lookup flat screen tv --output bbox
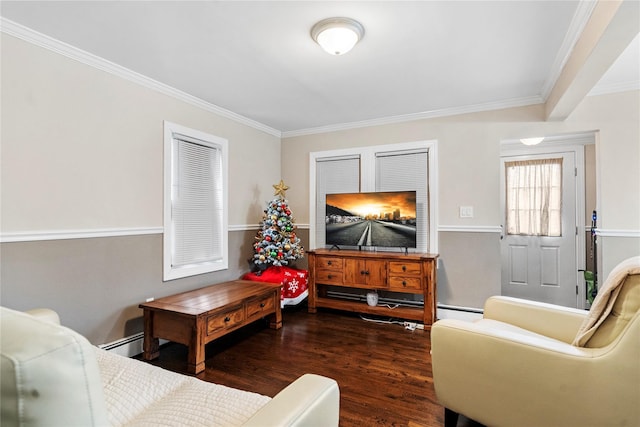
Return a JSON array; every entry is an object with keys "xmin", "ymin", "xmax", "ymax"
[{"xmin": 325, "ymin": 190, "xmax": 417, "ymax": 249}]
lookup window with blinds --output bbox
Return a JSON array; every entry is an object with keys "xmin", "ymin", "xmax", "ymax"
[
  {"xmin": 311, "ymin": 141, "xmax": 435, "ymax": 253},
  {"xmin": 376, "ymin": 149, "xmax": 429, "ymax": 251},
  {"xmin": 163, "ymin": 121, "xmax": 228, "ymax": 281},
  {"xmin": 314, "ymin": 156, "xmax": 361, "ymax": 247}
]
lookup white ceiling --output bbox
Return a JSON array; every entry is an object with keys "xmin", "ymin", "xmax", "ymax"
[{"xmin": 1, "ymin": 1, "xmax": 638, "ymax": 136}]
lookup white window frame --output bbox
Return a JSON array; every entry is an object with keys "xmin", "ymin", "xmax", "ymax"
[
  {"xmin": 309, "ymin": 140, "xmax": 438, "ymax": 253},
  {"xmin": 163, "ymin": 121, "xmax": 229, "ymax": 281}
]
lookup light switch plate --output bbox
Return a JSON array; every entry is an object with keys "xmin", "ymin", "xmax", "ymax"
[{"xmin": 459, "ymin": 206, "xmax": 474, "ymax": 218}]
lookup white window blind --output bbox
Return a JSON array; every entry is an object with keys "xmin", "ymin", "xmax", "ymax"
[
  {"xmin": 164, "ymin": 121, "xmax": 228, "ymax": 281},
  {"xmin": 505, "ymin": 158, "xmax": 562, "ymax": 237},
  {"xmin": 171, "ymin": 138, "xmax": 223, "ymax": 266},
  {"xmin": 314, "ymin": 156, "xmax": 360, "ymax": 247},
  {"xmin": 376, "ymin": 149, "xmax": 429, "ymax": 252}
]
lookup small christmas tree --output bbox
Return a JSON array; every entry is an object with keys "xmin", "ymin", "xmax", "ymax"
[{"xmin": 251, "ymin": 180, "xmax": 304, "ymax": 272}]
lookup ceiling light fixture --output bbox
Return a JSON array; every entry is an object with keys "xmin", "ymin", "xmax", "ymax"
[
  {"xmin": 520, "ymin": 137, "xmax": 545, "ymax": 146},
  {"xmin": 311, "ymin": 17, "xmax": 364, "ymax": 56}
]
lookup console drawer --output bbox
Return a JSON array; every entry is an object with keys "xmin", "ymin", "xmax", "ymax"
[
  {"xmin": 316, "ymin": 269, "xmax": 343, "ymax": 285},
  {"xmin": 207, "ymin": 305, "xmax": 245, "ymax": 335},
  {"xmin": 316, "ymin": 256, "xmax": 343, "ymax": 271},
  {"xmin": 246, "ymin": 294, "xmax": 276, "ymax": 319},
  {"xmin": 388, "ymin": 276, "xmax": 422, "ymax": 291},
  {"xmin": 389, "ymin": 261, "xmax": 421, "ymax": 276}
]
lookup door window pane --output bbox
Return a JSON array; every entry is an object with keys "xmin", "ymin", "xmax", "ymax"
[{"xmin": 505, "ymin": 158, "xmax": 562, "ymax": 237}]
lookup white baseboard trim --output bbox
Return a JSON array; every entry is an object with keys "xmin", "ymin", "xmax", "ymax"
[{"xmin": 436, "ymin": 304, "xmax": 483, "ymax": 321}]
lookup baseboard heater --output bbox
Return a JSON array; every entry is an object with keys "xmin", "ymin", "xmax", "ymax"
[
  {"xmin": 436, "ymin": 304, "xmax": 483, "ymax": 321},
  {"xmin": 99, "ymin": 333, "xmax": 168, "ymax": 358},
  {"xmin": 437, "ymin": 303, "xmax": 483, "ymax": 314}
]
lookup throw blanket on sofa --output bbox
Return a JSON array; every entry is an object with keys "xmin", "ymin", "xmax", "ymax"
[
  {"xmin": 96, "ymin": 348, "xmax": 270, "ymax": 426},
  {"xmin": 572, "ymin": 256, "xmax": 640, "ymax": 347}
]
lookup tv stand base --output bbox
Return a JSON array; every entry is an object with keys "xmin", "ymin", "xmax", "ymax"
[{"xmin": 307, "ymin": 249, "xmax": 438, "ymax": 327}]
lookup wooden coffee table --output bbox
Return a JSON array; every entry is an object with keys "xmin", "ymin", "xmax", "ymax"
[{"xmin": 139, "ymin": 280, "xmax": 282, "ymax": 374}]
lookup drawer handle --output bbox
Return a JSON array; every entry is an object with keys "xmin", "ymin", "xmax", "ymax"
[
  {"xmin": 260, "ymin": 303, "xmax": 265, "ymax": 308},
  {"xmin": 224, "ymin": 316, "xmax": 231, "ymax": 322},
  {"xmin": 327, "ymin": 261, "xmax": 332, "ymax": 265},
  {"xmin": 402, "ymin": 265, "xmax": 407, "ymax": 272},
  {"xmin": 361, "ymin": 270, "xmax": 369, "ymax": 275},
  {"xmin": 402, "ymin": 280, "xmax": 407, "ymax": 286},
  {"xmin": 327, "ymin": 274, "xmax": 333, "ymax": 279}
]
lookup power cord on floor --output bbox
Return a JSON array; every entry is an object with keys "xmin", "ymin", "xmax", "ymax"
[{"xmin": 359, "ymin": 314, "xmax": 405, "ymax": 326}]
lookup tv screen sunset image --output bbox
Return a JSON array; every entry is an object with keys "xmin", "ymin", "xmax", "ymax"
[{"xmin": 325, "ymin": 191, "xmax": 417, "ymax": 248}]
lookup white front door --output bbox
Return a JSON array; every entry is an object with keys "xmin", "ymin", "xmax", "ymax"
[{"xmin": 500, "ymin": 152, "xmax": 578, "ymax": 307}]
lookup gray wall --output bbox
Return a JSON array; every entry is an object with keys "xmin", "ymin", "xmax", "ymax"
[
  {"xmin": 1, "ymin": 231, "xmax": 244, "ymax": 343},
  {"xmin": 437, "ymin": 231, "xmax": 501, "ymax": 308},
  {"xmin": 0, "ymin": 229, "xmax": 311, "ymax": 344}
]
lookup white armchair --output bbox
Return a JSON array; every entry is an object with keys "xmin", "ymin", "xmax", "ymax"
[{"xmin": 431, "ymin": 256, "xmax": 640, "ymax": 427}]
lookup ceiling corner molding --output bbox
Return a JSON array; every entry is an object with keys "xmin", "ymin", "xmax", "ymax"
[
  {"xmin": 539, "ymin": 0, "xmax": 598, "ymax": 101},
  {"xmin": 0, "ymin": 17, "xmax": 282, "ymax": 138},
  {"xmin": 282, "ymin": 96, "xmax": 543, "ymax": 138}
]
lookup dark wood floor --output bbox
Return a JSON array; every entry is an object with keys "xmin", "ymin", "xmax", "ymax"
[{"xmin": 143, "ymin": 304, "xmax": 483, "ymax": 427}]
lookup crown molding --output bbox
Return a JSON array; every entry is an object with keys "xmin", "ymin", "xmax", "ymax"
[
  {"xmin": 282, "ymin": 96, "xmax": 543, "ymax": 138},
  {"xmin": 4, "ymin": 14, "xmax": 635, "ymax": 143},
  {"xmin": 0, "ymin": 18, "xmax": 282, "ymax": 138}
]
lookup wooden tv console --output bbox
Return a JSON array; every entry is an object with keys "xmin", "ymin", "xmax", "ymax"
[{"xmin": 307, "ymin": 249, "xmax": 438, "ymax": 328}]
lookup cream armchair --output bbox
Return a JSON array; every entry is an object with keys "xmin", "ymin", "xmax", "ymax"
[{"xmin": 431, "ymin": 256, "xmax": 640, "ymax": 427}]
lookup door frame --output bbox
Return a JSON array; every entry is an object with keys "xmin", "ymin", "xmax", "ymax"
[{"xmin": 500, "ymin": 132, "xmax": 594, "ymax": 309}]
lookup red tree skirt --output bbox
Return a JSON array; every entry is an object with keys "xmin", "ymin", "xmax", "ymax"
[{"xmin": 242, "ymin": 266, "xmax": 308, "ymax": 307}]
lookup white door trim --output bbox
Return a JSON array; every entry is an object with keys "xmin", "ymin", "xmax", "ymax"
[{"xmin": 500, "ymin": 134, "xmax": 593, "ymax": 309}]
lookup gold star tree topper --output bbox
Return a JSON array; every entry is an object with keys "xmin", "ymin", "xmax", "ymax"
[{"xmin": 273, "ymin": 180, "xmax": 289, "ymax": 199}]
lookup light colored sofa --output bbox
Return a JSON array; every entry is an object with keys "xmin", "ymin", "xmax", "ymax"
[
  {"xmin": 431, "ymin": 256, "xmax": 640, "ymax": 427},
  {"xmin": 0, "ymin": 306, "xmax": 340, "ymax": 427}
]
